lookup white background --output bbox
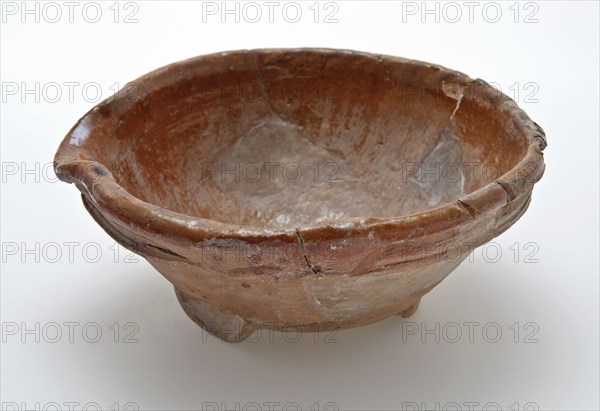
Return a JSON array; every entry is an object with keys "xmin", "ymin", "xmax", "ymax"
[{"xmin": 1, "ymin": 1, "xmax": 598, "ymax": 410}]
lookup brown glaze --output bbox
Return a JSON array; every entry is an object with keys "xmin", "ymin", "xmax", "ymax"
[{"xmin": 54, "ymin": 49, "xmax": 546, "ymax": 342}]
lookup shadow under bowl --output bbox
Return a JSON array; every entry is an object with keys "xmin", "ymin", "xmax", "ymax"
[{"xmin": 54, "ymin": 49, "xmax": 546, "ymax": 342}]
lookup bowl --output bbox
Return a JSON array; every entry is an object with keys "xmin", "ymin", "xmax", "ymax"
[{"xmin": 54, "ymin": 49, "xmax": 546, "ymax": 342}]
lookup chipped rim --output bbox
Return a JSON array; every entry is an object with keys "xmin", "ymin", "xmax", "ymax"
[{"xmin": 54, "ymin": 48, "xmax": 547, "ymax": 245}]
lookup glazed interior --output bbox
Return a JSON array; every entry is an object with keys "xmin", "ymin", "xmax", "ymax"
[{"xmin": 72, "ymin": 50, "xmax": 529, "ymax": 228}]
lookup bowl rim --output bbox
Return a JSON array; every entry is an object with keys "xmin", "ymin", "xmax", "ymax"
[{"xmin": 54, "ymin": 48, "xmax": 546, "ymax": 244}]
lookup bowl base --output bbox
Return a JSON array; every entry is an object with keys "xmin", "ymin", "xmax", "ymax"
[{"xmin": 174, "ymin": 287, "xmax": 423, "ymax": 343}]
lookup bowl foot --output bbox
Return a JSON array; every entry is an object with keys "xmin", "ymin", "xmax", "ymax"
[
  {"xmin": 398, "ymin": 298, "xmax": 421, "ymax": 318},
  {"xmin": 174, "ymin": 287, "xmax": 256, "ymax": 343}
]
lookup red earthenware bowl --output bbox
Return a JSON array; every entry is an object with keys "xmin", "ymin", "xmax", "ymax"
[{"xmin": 54, "ymin": 49, "xmax": 546, "ymax": 342}]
